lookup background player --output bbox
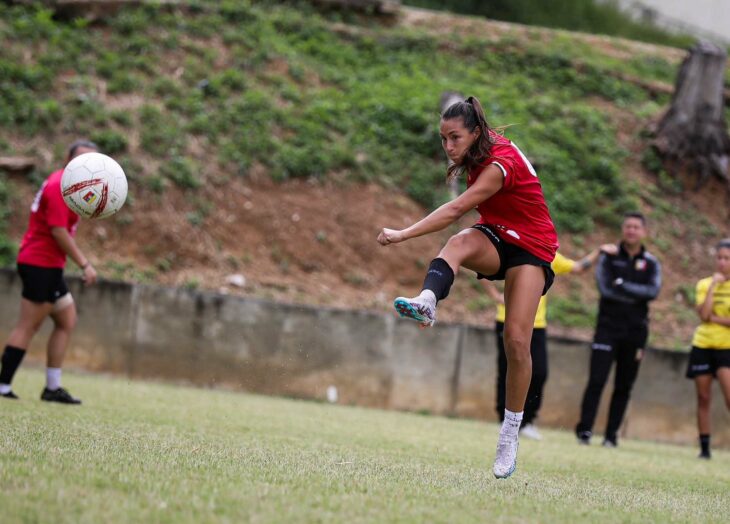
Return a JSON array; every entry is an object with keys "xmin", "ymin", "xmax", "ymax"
[
  {"xmin": 686, "ymin": 238, "xmax": 730, "ymax": 459},
  {"xmin": 0, "ymin": 140, "xmax": 99, "ymax": 404}
]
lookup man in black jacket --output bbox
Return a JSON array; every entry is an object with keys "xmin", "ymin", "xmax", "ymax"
[{"xmin": 576, "ymin": 212, "xmax": 662, "ymax": 447}]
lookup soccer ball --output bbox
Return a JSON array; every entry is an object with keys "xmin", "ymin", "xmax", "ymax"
[{"xmin": 61, "ymin": 152, "xmax": 128, "ymax": 219}]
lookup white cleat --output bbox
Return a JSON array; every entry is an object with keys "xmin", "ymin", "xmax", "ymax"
[
  {"xmin": 393, "ymin": 295, "xmax": 436, "ymax": 327},
  {"xmin": 519, "ymin": 423, "xmax": 543, "ymax": 441},
  {"xmin": 493, "ymin": 435, "xmax": 519, "ymax": 479}
]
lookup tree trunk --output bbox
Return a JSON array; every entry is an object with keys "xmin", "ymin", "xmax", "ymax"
[{"xmin": 652, "ymin": 41, "xmax": 730, "ymax": 191}]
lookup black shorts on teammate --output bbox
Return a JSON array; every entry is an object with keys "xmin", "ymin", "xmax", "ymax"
[
  {"xmin": 17, "ymin": 263, "xmax": 69, "ymax": 304},
  {"xmin": 686, "ymin": 346, "xmax": 730, "ymax": 378}
]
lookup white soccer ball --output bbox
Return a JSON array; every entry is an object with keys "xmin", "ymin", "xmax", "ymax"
[{"xmin": 61, "ymin": 152, "xmax": 128, "ymax": 219}]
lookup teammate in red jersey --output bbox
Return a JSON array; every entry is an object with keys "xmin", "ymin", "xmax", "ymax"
[
  {"xmin": 377, "ymin": 96, "xmax": 558, "ymax": 479},
  {"xmin": 0, "ymin": 140, "xmax": 99, "ymax": 404}
]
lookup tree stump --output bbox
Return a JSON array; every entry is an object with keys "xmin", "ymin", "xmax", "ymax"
[{"xmin": 652, "ymin": 41, "xmax": 730, "ymax": 191}]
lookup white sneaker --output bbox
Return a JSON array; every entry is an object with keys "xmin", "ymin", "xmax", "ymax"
[
  {"xmin": 493, "ymin": 434, "xmax": 519, "ymax": 479},
  {"xmin": 519, "ymin": 423, "xmax": 543, "ymax": 441},
  {"xmin": 394, "ymin": 295, "xmax": 436, "ymax": 327}
]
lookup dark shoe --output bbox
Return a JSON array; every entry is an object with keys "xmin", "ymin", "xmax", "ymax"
[
  {"xmin": 576, "ymin": 430, "xmax": 592, "ymax": 445},
  {"xmin": 602, "ymin": 439, "xmax": 617, "ymax": 448},
  {"xmin": 698, "ymin": 451, "xmax": 711, "ymax": 460},
  {"xmin": 40, "ymin": 387, "xmax": 81, "ymax": 405},
  {"xmin": 1, "ymin": 390, "xmax": 19, "ymax": 400}
]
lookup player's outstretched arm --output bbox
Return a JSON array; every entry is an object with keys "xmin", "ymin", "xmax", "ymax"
[
  {"xmin": 377, "ymin": 164, "xmax": 503, "ymax": 246},
  {"xmin": 571, "ymin": 243, "xmax": 618, "ymax": 273}
]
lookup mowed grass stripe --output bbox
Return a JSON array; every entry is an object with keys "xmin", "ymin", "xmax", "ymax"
[{"xmin": 1, "ymin": 369, "xmax": 728, "ymax": 523}]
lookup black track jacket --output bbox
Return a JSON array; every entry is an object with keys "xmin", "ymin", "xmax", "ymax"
[{"xmin": 594, "ymin": 243, "xmax": 662, "ymax": 333}]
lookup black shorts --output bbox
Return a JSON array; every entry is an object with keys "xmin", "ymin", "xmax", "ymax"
[
  {"xmin": 686, "ymin": 346, "xmax": 730, "ymax": 378},
  {"xmin": 471, "ymin": 224, "xmax": 555, "ymax": 296},
  {"xmin": 17, "ymin": 263, "xmax": 69, "ymax": 304}
]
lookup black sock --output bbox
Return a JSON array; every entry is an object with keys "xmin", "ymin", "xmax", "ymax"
[
  {"xmin": 0, "ymin": 345, "xmax": 26, "ymax": 386},
  {"xmin": 422, "ymin": 258, "xmax": 455, "ymax": 301},
  {"xmin": 700, "ymin": 434, "xmax": 710, "ymax": 456}
]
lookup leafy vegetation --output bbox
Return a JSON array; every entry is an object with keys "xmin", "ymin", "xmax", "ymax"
[
  {"xmin": 404, "ymin": 0, "xmax": 695, "ymax": 48},
  {"xmin": 0, "ymin": 0, "xmax": 667, "ymax": 255}
]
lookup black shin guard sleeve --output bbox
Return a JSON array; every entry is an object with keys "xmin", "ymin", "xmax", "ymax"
[
  {"xmin": 0, "ymin": 345, "xmax": 26, "ymax": 385},
  {"xmin": 422, "ymin": 258, "xmax": 455, "ymax": 301}
]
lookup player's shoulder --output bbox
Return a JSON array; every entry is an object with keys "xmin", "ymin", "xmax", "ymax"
[
  {"xmin": 487, "ymin": 133, "xmax": 513, "ymax": 155},
  {"xmin": 642, "ymin": 249, "xmax": 660, "ymax": 266},
  {"xmin": 45, "ymin": 169, "xmax": 64, "ymax": 188},
  {"xmin": 696, "ymin": 276, "xmax": 713, "ymax": 289}
]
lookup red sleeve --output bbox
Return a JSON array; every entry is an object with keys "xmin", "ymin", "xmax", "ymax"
[
  {"xmin": 487, "ymin": 145, "xmax": 519, "ymax": 191},
  {"xmin": 44, "ymin": 179, "xmax": 71, "ymax": 228}
]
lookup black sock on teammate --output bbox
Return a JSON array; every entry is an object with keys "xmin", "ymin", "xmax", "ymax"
[{"xmin": 0, "ymin": 345, "xmax": 26, "ymax": 396}]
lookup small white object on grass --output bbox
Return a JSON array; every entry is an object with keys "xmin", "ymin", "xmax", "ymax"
[
  {"xmin": 225, "ymin": 274, "xmax": 246, "ymax": 288},
  {"xmin": 326, "ymin": 385, "xmax": 338, "ymax": 403}
]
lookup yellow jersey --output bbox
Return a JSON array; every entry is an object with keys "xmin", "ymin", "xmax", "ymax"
[
  {"xmin": 691, "ymin": 277, "xmax": 730, "ymax": 349},
  {"xmin": 495, "ymin": 252, "xmax": 576, "ymax": 328}
]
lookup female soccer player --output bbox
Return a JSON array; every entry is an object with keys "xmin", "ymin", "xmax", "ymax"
[
  {"xmin": 377, "ymin": 97, "xmax": 558, "ymax": 478},
  {"xmin": 0, "ymin": 140, "xmax": 99, "ymax": 404},
  {"xmin": 686, "ymin": 238, "xmax": 730, "ymax": 459}
]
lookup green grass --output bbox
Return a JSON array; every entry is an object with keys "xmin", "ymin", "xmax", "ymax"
[{"xmin": 1, "ymin": 369, "xmax": 728, "ymax": 523}]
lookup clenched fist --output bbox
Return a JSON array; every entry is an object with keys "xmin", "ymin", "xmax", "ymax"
[{"xmin": 377, "ymin": 228, "xmax": 405, "ymax": 246}]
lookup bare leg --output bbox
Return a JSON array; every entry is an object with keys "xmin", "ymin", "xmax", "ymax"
[
  {"xmin": 716, "ymin": 368, "xmax": 730, "ymax": 412},
  {"xmin": 694, "ymin": 375, "xmax": 713, "ymax": 435},
  {"xmin": 47, "ymin": 301, "xmax": 77, "ymax": 368},
  {"xmin": 7, "ymin": 298, "xmax": 54, "ymax": 349},
  {"xmin": 438, "ymin": 228, "xmax": 501, "ymax": 277},
  {"xmin": 502, "ymin": 265, "xmax": 545, "ymax": 413}
]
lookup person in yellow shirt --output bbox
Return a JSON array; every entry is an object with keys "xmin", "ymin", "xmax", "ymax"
[
  {"xmin": 483, "ymin": 245, "xmax": 616, "ymax": 440},
  {"xmin": 686, "ymin": 238, "xmax": 730, "ymax": 459}
]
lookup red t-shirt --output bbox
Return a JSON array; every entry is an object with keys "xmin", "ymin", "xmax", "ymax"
[
  {"xmin": 17, "ymin": 169, "xmax": 79, "ymax": 268},
  {"xmin": 467, "ymin": 133, "xmax": 558, "ymax": 263}
]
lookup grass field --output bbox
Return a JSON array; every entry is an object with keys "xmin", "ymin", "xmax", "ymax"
[{"xmin": 1, "ymin": 369, "xmax": 728, "ymax": 523}]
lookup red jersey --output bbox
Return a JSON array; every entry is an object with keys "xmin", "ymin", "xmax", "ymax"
[
  {"xmin": 17, "ymin": 169, "xmax": 79, "ymax": 268},
  {"xmin": 467, "ymin": 133, "xmax": 558, "ymax": 262}
]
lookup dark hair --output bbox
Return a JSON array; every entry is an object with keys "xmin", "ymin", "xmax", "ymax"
[
  {"xmin": 441, "ymin": 96, "xmax": 496, "ymax": 181},
  {"xmin": 623, "ymin": 211, "xmax": 646, "ymax": 226},
  {"xmin": 67, "ymin": 139, "xmax": 99, "ymax": 160},
  {"xmin": 716, "ymin": 238, "xmax": 730, "ymax": 250}
]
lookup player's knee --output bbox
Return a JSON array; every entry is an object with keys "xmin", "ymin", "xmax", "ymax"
[
  {"xmin": 697, "ymin": 390, "xmax": 711, "ymax": 409},
  {"xmin": 503, "ymin": 328, "xmax": 529, "ymax": 350},
  {"xmin": 442, "ymin": 232, "xmax": 476, "ymax": 258},
  {"xmin": 504, "ymin": 333, "xmax": 531, "ymax": 362}
]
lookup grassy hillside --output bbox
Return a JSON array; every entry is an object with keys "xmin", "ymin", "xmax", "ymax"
[
  {"xmin": 404, "ymin": 0, "xmax": 695, "ymax": 47},
  {"xmin": 2, "ymin": 369, "xmax": 729, "ymax": 523},
  {"xmin": 0, "ymin": 1, "xmax": 726, "ymax": 348}
]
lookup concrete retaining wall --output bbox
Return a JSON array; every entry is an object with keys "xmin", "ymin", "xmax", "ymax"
[{"xmin": 1, "ymin": 268, "xmax": 727, "ymax": 447}]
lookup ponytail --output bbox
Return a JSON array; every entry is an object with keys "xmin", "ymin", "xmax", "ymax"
[{"xmin": 441, "ymin": 96, "xmax": 496, "ymax": 181}]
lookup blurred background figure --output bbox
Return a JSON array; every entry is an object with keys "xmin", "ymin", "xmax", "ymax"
[
  {"xmin": 576, "ymin": 212, "xmax": 662, "ymax": 447},
  {"xmin": 685, "ymin": 238, "xmax": 730, "ymax": 459},
  {"xmin": 0, "ymin": 140, "xmax": 99, "ymax": 404}
]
